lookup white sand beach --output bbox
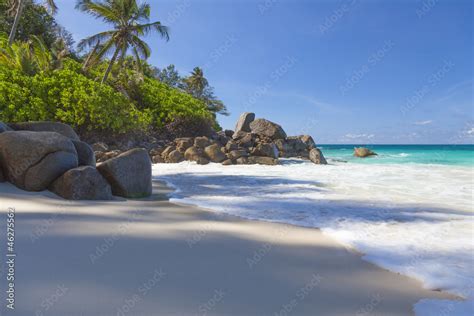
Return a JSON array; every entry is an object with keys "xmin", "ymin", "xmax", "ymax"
[{"xmin": 0, "ymin": 181, "xmax": 457, "ymax": 316}]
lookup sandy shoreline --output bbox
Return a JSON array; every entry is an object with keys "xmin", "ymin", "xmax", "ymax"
[{"xmin": 0, "ymin": 181, "xmax": 457, "ymax": 315}]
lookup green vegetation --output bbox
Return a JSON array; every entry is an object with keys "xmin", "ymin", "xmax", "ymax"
[
  {"xmin": 76, "ymin": 0, "xmax": 169, "ymax": 83},
  {"xmin": 0, "ymin": 0, "xmax": 227, "ymax": 136}
]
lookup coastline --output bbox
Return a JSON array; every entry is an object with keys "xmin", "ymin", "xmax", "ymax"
[{"xmin": 0, "ymin": 180, "xmax": 457, "ymax": 315}]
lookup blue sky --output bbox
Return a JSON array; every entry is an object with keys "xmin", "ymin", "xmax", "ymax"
[{"xmin": 55, "ymin": 0, "xmax": 473, "ymax": 144}]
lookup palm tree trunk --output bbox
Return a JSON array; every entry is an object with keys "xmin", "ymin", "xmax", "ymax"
[
  {"xmin": 8, "ymin": 0, "xmax": 25, "ymax": 46},
  {"xmin": 101, "ymin": 46, "xmax": 120, "ymax": 84},
  {"xmin": 82, "ymin": 40, "xmax": 100, "ymax": 71}
]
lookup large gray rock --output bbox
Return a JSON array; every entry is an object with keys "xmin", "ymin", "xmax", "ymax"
[
  {"xmin": 194, "ymin": 136, "xmax": 210, "ymax": 148},
  {"xmin": 309, "ymin": 148, "xmax": 327, "ymax": 165},
  {"xmin": 0, "ymin": 167, "xmax": 4, "ymax": 182},
  {"xmin": 72, "ymin": 140, "xmax": 95, "ymax": 166},
  {"xmin": 204, "ymin": 144, "xmax": 226, "ymax": 163},
  {"xmin": 184, "ymin": 146, "xmax": 203, "ymax": 161},
  {"xmin": 9, "ymin": 121, "xmax": 79, "ymax": 140},
  {"xmin": 97, "ymin": 148, "xmax": 152, "ymax": 198},
  {"xmin": 299, "ymin": 135, "xmax": 316, "ymax": 150},
  {"xmin": 233, "ymin": 131, "xmax": 255, "ymax": 148},
  {"xmin": 228, "ymin": 149, "xmax": 248, "ymax": 160},
  {"xmin": 26, "ymin": 151, "xmax": 78, "ymax": 191},
  {"xmin": 250, "ymin": 119, "xmax": 287, "ymax": 140},
  {"xmin": 0, "ymin": 122, "xmax": 12, "ymax": 133},
  {"xmin": 50, "ymin": 166, "xmax": 113, "ymax": 200},
  {"xmin": 0, "ymin": 131, "xmax": 78, "ymax": 191},
  {"xmin": 234, "ymin": 112, "xmax": 255, "ymax": 135},
  {"xmin": 161, "ymin": 146, "xmax": 176, "ymax": 159},
  {"xmin": 167, "ymin": 150, "xmax": 185, "ymax": 163},
  {"xmin": 275, "ymin": 137, "xmax": 309, "ymax": 158},
  {"xmin": 251, "ymin": 143, "xmax": 279, "ymax": 159},
  {"xmin": 176, "ymin": 137, "xmax": 194, "ymax": 151}
]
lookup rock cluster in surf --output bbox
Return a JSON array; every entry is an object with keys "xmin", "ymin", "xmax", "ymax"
[{"xmin": 153, "ymin": 112, "xmax": 327, "ymax": 166}]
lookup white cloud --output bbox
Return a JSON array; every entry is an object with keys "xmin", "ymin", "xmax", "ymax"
[
  {"xmin": 467, "ymin": 127, "xmax": 474, "ymax": 135},
  {"xmin": 344, "ymin": 133, "xmax": 375, "ymax": 139},
  {"xmin": 414, "ymin": 120, "xmax": 433, "ymax": 125}
]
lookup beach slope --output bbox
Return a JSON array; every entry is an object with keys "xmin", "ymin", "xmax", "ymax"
[{"xmin": 0, "ymin": 181, "xmax": 454, "ymax": 315}]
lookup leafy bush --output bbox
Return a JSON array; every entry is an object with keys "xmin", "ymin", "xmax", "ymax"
[
  {"xmin": 0, "ymin": 59, "xmax": 150, "ymax": 132},
  {"xmin": 137, "ymin": 77, "xmax": 214, "ymax": 128}
]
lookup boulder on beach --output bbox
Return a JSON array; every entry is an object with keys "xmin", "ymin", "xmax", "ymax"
[
  {"xmin": 97, "ymin": 148, "xmax": 152, "ymax": 198},
  {"xmin": 299, "ymin": 135, "xmax": 316, "ymax": 150},
  {"xmin": 0, "ymin": 122, "xmax": 12, "ymax": 133},
  {"xmin": 204, "ymin": 144, "xmax": 226, "ymax": 162},
  {"xmin": 9, "ymin": 121, "xmax": 80, "ymax": 140},
  {"xmin": 275, "ymin": 137, "xmax": 308, "ymax": 158},
  {"xmin": 233, "ymin": 112, "xmax": 255, "ymax": 135},
  {"xmin": 248, "ymin": 156, "xmax": 279, "ymax": 165},
  {"xmin": 161, "ymin": 146, "xmax": 176, "ymax": 160},
  {"xmin": 0, "ymin": 131, "xmax": 78, "ymax": 191},
  {"xmin": 309, "ymin": 148, "xmax": 327, "ymax": 165},
  {"xmin": 233, "ymin": 131, "xmax": 255, "ymax": 148},
  {"xmin": 225, "ymin": 140, "xmax": 238, "ymax": 152},
  {"xmin": 167, "ymin": 150, "xmax": 185, "ymax": 163},
  {"xmin": 195, "ymin": 157, "xmax": 210, "ymax": 165},
  {"xmin": 50, "ymin": 166, "xmax": 113, "ymax": 200},
  {"xmin": 222, "ymin": 159, "xmax": 233, "ymax": 165},
  {"xmin": 228, "ymin": 149, "xmax": 248, "ymax": 160},
  {"xmin": 194, "ymin": 136, "xmax": 210, "ymax": 148},
  {"xmin": 235, "ymin": 157, "xmax": 248, "ymax": 164},
  {"xmin": 152, "ymin": 155, "xmax": 164, "ymax": 164},
  {"xmin": 73, "ymin": 140, "xmax": 96, "ymax": 166},
  {"xmin": 184, "ymin": 146, "xmax": 203, "ymax": 161},
  {"xmin": 176, "ymin": 137, "xmax": 194, "ymax": 151},
  {"xmin": 354, "ymin": 147, "xmax": 377, "ymax": 158},
  {"xmin": 250, "ymin": 119, "xmax": 287, "ymax": 140},
  {"xmin": 251, "ymin": 143, "xmax": 279, "ymax": 159}
]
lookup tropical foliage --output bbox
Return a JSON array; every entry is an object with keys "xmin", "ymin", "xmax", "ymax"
[
  {"xmin": 76, "ymin": 0, "xmax": 169, "ymax": 83},
  {"xmin": 6, "ymin": 0, "xmax": 57, "ymax": 45},
  {"xmin": 0, "ymin": 0, "xmax": 227, "ymax": 136},
  {"xmin": 0, "ymin": 0, "xmax": 62, "ymax": 48}
]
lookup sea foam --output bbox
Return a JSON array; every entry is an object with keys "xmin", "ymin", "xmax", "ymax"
[{"xmin": 153, "ymin": 159, "xmax": 473, "ymax": 314}]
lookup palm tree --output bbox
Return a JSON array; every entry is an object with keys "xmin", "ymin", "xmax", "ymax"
[
  {"xmin": 0, "ymin": 35, "xmax": 51, "ymax": 75},
  {"xmin": 76, "ymin": 0, "xmax": 170, "ymax": 83},
  {"xmin": 7, "ymin": 0, "xmax": 58, "ymax": 46},
  {"xmin": 183, "ymin": 67, "xmax": 229, "ymax": 116},
  {"xmin": 184, "ymin": 67, "xmax": 208, "ymax": 98}
]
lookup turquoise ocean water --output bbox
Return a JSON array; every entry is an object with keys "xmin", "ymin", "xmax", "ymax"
[{"xmin": 319, "ymin": 144, "xmax": 474, "ymax": 166}]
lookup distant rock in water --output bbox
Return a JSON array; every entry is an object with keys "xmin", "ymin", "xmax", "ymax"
[{"xmin": 354, "ymin": 147, "xmax": 377, "ymax": 158}]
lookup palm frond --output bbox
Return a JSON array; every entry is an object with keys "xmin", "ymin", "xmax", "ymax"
[
  {"xmin": 77, "ymin": 30, "xmax": 115, "ymax": 51},
  {"xmin": 134, "ymin": 22, "xmax": 169, "ymax": 41},
  {"xmin": 76, "ymin": 0, "xmax": 120, "ymax": 23}
]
